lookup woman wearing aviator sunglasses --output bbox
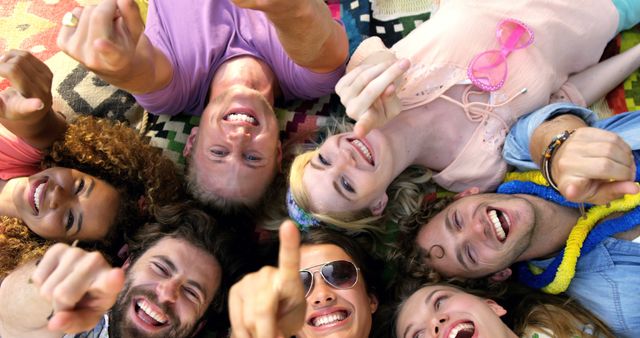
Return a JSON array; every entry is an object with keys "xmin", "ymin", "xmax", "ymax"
[
  {"xmin": 229, "ymin": 221, "xmax": 381, "ymax": 338},
  {"xmin": 288, "ymin": 0, "xmax": 640, "ymax": 233}
]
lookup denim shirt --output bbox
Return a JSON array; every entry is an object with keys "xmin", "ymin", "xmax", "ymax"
[
  {"xmin": 503, "ymin": 102, "xmax": 640, "ymax": 170},
  {"xmin": 530, "ymin": 237, "xmax": 640, "ymax": 337}
]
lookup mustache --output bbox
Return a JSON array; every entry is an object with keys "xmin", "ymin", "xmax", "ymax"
[{"xmin": 120, "ymin": 284, "xmax": 181, "ymax": 326}]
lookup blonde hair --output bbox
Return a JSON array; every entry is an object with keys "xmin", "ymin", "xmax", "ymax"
[{"xmin": 288, "ymin": 145, "xmax": 433, "ymax": 235}]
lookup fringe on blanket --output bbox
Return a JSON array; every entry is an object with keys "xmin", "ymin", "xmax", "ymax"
[{"xmin": 371, "ymin": 0, "xmax": 439, "ymax": 21}]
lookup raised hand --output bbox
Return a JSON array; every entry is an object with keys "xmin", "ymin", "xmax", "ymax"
[
  {"xmin": 229, "ymin": 221, "xmax": 306, "ymax": 338},
  {"xmin": 57, "ymin": 0, "xmax": 145, "ymax": 81},
  {"xmin": 31, "ymin": 243, "xmax": 125, "ymax": 334},
  {"xmin": 0, "ymin": 50, "xmax": 53, "ymax": 122},
  {"xmin": 336, "ymin": 55, "xmax": 410, "ymax": 138},
  {"xmin": 552, "ymin": 127, "xmax": 639, "ymax": 204}
]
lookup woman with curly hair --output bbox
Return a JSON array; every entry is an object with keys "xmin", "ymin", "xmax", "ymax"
[{"xmin": 0, "ymin": 50, "xmax": 183, "ymax": 254}]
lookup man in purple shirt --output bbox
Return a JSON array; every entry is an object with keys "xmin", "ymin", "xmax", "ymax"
[{"xmin": 57, "ymin": 0, "xmax": 348, "ymax": 212}]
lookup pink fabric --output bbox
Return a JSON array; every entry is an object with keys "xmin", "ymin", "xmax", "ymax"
[
  {"xmin": 349, "ymin": 0, "xmax": 618, "ymax": 192},
  {"xmin": 0, "ymin": 123, "xmax": 43, "ymax": 180}
]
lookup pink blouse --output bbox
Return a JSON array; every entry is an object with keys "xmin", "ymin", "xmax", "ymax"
[
  {"xmin": 349, "ymin": 0, "xmax": 618, "ymax": 192},
  {"xmin": 0, "ymin": 123, "xmax": 43, "ymax": 180}
]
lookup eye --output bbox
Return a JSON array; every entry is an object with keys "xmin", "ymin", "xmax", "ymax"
[
  {"xmin": 75, "ymin": 179, "xmax": 85, "ymax": 194},
  {"xmin": 183, "ymin": 286, "xmax": 199, "ymax": 303},
  {"xmin": 244, "ymin": 153, "xmax": 262, "ymax": 162},
  {"xmin": 318, "ymin": 153, "xmax": 331, "ymax": 166},
  {"xmin": 65, "ymin": 212, "xmax": 74, "ymax": 232},
  {"xmin": 210, "ymin": 148, "xmax": 228, "ymax": 157},
  {"xmin": 466, "ymin": 245, "xmax": 476, "ymax": 264},
  {"xmin": 453, "ymin": 211, "xmax": 462, "ymax": 230},
  {"xmin": 434, "ymin": 295, "xmax": 448, "ymax": 310},
  {"xmin": 341, "ymin": 176, "xmax": 355, "ymax": 193},
  {"xmin": 152, "ymin": 262, "xmax": 170, "ymax": 277},
  {"xmin": 413, "ymin": 330, "xmax": 425, "ymax": 338}
]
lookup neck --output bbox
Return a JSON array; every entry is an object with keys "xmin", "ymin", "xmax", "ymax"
[
  {"xmin": 0, "ymin": 179, "xmax": 20, "ymax": 218},
  {"xmin": 209, "ymin": 56, "xmax": 278, "ymax": 105},
  {"xmin": 518, "ymin": 194, "xmax": 581, "ymax": 261},
  {"xmin": 379, "ymin": 109, "xmax": 444, "ymax": 177}
]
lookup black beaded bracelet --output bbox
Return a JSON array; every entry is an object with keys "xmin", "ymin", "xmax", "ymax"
[{"xmin": 540, "ymin": 129, "xmax": 575, "ymax": 191}]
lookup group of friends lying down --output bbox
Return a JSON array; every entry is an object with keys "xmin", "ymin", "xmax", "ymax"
[{"xmin": 1, "ymin": 0, "xmax": 640, "ymax": 337}]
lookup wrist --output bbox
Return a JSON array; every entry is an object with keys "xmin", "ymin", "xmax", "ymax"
[{"xmin": 540, "ymin": 130, "xmax": 575, "ymax": 190}]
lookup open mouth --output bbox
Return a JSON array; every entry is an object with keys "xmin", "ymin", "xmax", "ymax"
[
  {"xmin": 347, "ymin": 138, "xmax": 374, "ymax": 166},
  {"xmin": 488, "ymin": 208, "xmax": 510, "ymax": 242},
  {"xmin": 134, "ymin": 298, "xmax": 169, "ymax": 328},
  {"xmin": 308, "ymin": 310, "xmax": 350, "ymax": 328},
  {"xmin": 223, "ymin": 111, "xmax": 259, "ymax": 126},
  {"xmin": 30, "ymin": 178, "xmax": 48, "ymax": 215},
  {"xmin": 448, "ymin": 321, "xmax": 475, "ymax": 338}
]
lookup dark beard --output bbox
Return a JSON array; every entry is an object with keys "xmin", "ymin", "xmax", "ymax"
[{"xmin": 108, "ymin": 280, "xmax": 197, "ymax": 338}]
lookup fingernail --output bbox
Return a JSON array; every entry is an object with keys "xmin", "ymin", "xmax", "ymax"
[
  {"xmin": 36, "ymin": 102, "xmax": 45, "ymax": 110},
  {"xmin": 398, "ymin": 58, "xmax": 411, "ymax": 70},
  {"xmin": 47, "ymin": 310, "xmax": 54, "ymax": 321},
  {"xmin": 35, "ymin": 258, "xmax": 41, "ymax": 266}
]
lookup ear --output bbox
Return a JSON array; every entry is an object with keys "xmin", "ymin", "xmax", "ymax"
[
  {"xmin": 489, "ymin": 268, "xmax": 512, "ymax": 282},
  {"xmin": 369, "ymin": 193, "xmax": 388, "ymax": 216},
  {"xmin": 453, "ymin": 187, "xmax": 480, "ymax": 200},
  {"xmin": 369, "ymin": 293, "xmax": 379, "ymax": 314},
  {"xmin": 484, "ymin": 299, "xmax": 507, "ymax": 317},
  {"xmin": 183, "ymin": 127, "xmax": 199, "ymax": 157},
  {"xmin": 122, "ymin": 256, "xmax": 132, "ymax": 271}
]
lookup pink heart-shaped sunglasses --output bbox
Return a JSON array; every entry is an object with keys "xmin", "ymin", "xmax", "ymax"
[{"xmin": 467, "ymin": 18, "xmax": 534, "ymax": 92}]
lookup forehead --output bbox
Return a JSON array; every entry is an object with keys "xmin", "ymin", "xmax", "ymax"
[{"xmin": 300, "ymin": 244, "xmax": 352, "ymax": 268}]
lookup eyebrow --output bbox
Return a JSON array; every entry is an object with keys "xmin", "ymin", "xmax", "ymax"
[
  {"xmin": 402, "ymin": 288, "xmax": 442, "ymax": 338},
  {"xmin": 155, "ymin": 255, "xmax": 208, "ymax": 301}
]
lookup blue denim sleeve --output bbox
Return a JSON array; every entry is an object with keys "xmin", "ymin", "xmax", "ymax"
[
  {"xmin": 592, "ymin": 111, "xmax": 640, "ymax": 151},
  {"xmin": 503, "ymin": 103, "xmax": 598, "ymax": 171}
]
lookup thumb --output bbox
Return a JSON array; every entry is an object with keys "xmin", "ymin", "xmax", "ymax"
[
  {"xmin": 117, "ymin": 0, "xmax": 145, "ymax": 42},
  {"xmin": 18, "ymin": 98, "xmax": 45, "ymax": 114},
  {"xmin": 354, "ymin": 111, "xmax": 377, "ymax": 139}
]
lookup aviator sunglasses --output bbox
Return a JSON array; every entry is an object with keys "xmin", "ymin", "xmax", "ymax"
[
  {"xmin": 300, "ymin": 260, "xmax": 360, "ymax": 297},
  {"xmin": 467, "ymin": 18, "xmax": 534, "ymax": 92}
]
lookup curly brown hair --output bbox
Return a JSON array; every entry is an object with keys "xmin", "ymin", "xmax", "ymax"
[
  {"xmin": 0, "ymin": 216, "xmax": 51, "ymax": 280},
  {"xmin": 2, "ymin": 116, "xmax": 185, "ymax": 275}
]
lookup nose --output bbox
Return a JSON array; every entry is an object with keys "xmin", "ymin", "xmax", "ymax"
[
  {"xmin": 331, "ymin": 147, "xmax": 356, "ymax": 171},
  {"xmin": 309, "ymin": 273, "xmax": 336, "ymax": 306},
  {"xmin": 227, "ymin": 126, "xmax": 251, "ymax": 147},
  {"xmin": 156, "ymin": 278, "xmax": 180, "ymax": 304},
  {"xmin": 431, "ymin": 314, "xmax": 448, "ymax": 336},
  {"xmin": 48, "ymin": 185, "xmax": 71, "ymax": 210}
]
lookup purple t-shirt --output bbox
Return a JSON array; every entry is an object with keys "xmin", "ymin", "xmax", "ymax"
[{"xmin": 135, "ymin": 0, "xmax": 345, "ymax": 116}]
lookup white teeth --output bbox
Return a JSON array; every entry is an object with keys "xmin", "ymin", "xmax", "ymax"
[
  {"xmin": 226, "ymin": 113, "xmax": 256, "ymax": 124},
  {"xmin": 488, "ymin": 210, "xmax": 506, "ymax": 241},
  {"xmin": 137, "ymin": 300, "xmax": 168, "ymax": 324},
  {"xmin": 312, "ymin": 312, "xmax": 347, "ymax": 327},
  {"xmin": 33, "ymin": 182, "xmax": 45, "ymax": 212},
  {"xmin": 448, "ymin": 322, "xmax": 475, "ymax": 338},
  {"xmin": 351, "ymin": 139, "xmax": 372, "ymax": 163}
]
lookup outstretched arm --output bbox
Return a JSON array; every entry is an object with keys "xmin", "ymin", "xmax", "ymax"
[
  {"xmin": 57, "ymin": 0, "xmax": 172, "ymax": 94},
  {"xmin": 0, "ymin": 243, "xmax": 124, "ymax": 337},
  {"xmin": 0, "ymin": 50, "xmax": 67, "ymax": 150},
  {"xmin": 233, "ymin": 0, "xmax": 348, "ymax": 73},
  {"xmin": 567, "ymin": 42, "xmax": 640, "ymax": 106}
]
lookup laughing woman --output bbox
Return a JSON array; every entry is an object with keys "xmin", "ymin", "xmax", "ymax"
[
  {"xmin": 0, "ymin": 50, "xmax": 184, "ymax": 275},
  {"xmin": 287, "ymin": 0, "xmax": 640, "ymax": 233},
  {"xmin": 394, "ymin": 282, "xmax": 615, "ymax": 338}
]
